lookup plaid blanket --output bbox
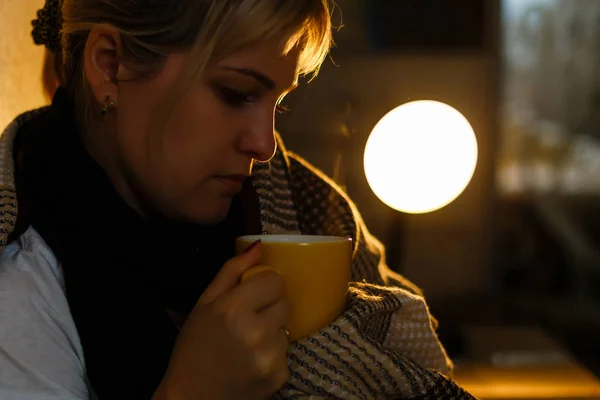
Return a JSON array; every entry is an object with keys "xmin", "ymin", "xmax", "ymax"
[
  {"xmin": 0, "ymin": 110, "xmax": 475, "ymax": 399},
  {"xmin": 247, "ymin": 137, "xmax": 475, "ymax": 399}
]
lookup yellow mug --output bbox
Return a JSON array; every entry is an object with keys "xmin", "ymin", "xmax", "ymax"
[{"xmin": 235, "ymin": 234, "xmax": 352, "ymax": 342}]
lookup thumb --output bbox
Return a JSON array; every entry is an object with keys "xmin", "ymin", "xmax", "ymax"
[{"xmin": 198, "ymin": 240, "xmax": 262, "ymax": 305}]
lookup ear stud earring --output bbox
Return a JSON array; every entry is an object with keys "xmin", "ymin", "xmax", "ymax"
[{"xmin": 100, "ymin": 95, "xmax": 116, "ymax": 116}]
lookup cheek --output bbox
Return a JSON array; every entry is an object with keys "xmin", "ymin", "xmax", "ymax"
[
  {"xmin": 113, "ymin": 57, "xmax": 187, "ymax": 179},
  {"xmin": 161, "ymin": 87, "xmax": 236, "ymax": 178},
  {"xmin": 114, "ymin": 86, "xmax": 162, "ymax": 172},
  {"xmin": 113, "ymin": 79, "xmax": 241, "ymax": 207}
]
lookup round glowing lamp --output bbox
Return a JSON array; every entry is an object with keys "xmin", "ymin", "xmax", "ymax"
[{"xmin": 363, "ymin": 100, "xmax": 478, "ymax": 214}]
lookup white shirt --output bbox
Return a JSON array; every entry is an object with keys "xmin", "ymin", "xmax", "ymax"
[{"xmin": 0, "ymin": 227, "xmax": 90, "ymax": 399}]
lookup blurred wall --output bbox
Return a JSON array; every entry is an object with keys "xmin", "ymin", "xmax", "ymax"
[
  {"xmin": 278, "ymin": 1, "xmax": 499, "ymax": 302},
  {"xmin": 0, "ymin": 0, "xmax": 47, "ymax": 129}
]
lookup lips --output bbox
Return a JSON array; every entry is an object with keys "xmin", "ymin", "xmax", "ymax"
[
  {"xmin": 215, "ymin": 174, "xmax": 248, "ymax": 182},
  {"xmin": 214, "ymin": 174, "xmax": 248, "ymax": 191}
]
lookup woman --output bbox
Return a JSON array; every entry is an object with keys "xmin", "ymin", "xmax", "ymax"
[
  {"xmin": 0, "ymin": 0, "xmax": 474, "ymax": 399},
  {"xmin": 42, "ymin": 49, "xmax": 61, "ymax": 101}
]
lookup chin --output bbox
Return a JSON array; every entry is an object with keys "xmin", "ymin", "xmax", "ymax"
[{"xmin": 178, "ymin": 197, "xmax": 233, "ymax": 225}]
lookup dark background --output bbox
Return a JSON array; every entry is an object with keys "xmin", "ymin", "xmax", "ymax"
[{"xmin": 276, "ymin": 1, "xmax": 600, "ymax": 397}]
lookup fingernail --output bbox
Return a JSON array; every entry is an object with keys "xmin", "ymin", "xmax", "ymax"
[{"xmin": 243, "ymin": 239, "xmax": 261, "ymax": 254}]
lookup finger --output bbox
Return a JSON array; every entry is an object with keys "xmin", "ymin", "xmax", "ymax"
[
  {"xmin": 268, "ymin": 352, "xmax": 291, "ymax": 395},
  {"xmin": 241, "ymin": 265, "xmax": 278, "ymax": 282},
  {"xmin": 199, "ymin": 240, "xmax": 262, "ymax": 305},
  {"xmin": 233, "ymin": 270, "xmax": 287, "ymax": 312},
  {"xmin": 254, "ymin": 327, "xmax": 291, "ymax": 384},
  {"xmin": 267, "ymin": 328, "xmax": 292, "ymax": 386},
  {"xmin": 257, "ymin": 296, "xmax": 292, "ymax": 333},
  {"xmin": 230, "ymin": 296, "xmax": 291, "ymax": 354}
]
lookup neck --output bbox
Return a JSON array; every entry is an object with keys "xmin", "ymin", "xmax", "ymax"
[{"xmin": 81, "ymin": 121, "xmax": 149, "ymax": 218}]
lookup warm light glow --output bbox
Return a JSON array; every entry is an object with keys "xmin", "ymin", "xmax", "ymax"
[
  {"xmin": 363, "ymin": 100, "xmax": 478, "ymax": 214},
  {"xmin": 0, "ymin": 0, "xmax": 47, "ymax": 129}
]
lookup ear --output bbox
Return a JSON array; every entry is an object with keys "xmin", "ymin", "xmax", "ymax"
[{"xmin": 83, "ymin": 24, "xmax": 133, "ymax": 110}]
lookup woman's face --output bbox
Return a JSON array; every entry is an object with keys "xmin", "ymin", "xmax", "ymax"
[{"xmin": 95, "ymin": 39, "xmax": 299, "ymax": 224}]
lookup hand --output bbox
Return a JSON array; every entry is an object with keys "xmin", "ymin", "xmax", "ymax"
[{"xmin": 154, "ymin": 241, "xmax": 291, "ymax": 400}]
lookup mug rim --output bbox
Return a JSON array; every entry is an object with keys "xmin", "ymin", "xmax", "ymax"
[{"xmin": 236, "ymin": 234, "xmax": 352, "ymax": 244}]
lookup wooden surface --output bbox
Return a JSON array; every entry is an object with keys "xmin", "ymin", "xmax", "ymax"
[{"xmin": 453, "ymin": 326, "xmax": 600, "ymax": 399}]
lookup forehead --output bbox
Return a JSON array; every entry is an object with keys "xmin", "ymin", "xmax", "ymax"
[{"xmin": 214, "ymin": 39, "xmax": 301, "ymax": 88}]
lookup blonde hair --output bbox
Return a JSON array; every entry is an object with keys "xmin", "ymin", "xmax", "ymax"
[{"xmin": 57, "ymin": 0, "xmax": 333, "ymax": 126}]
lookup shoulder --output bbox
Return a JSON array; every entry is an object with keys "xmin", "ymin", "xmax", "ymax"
[
  {"xmin": 285, "ymin": 151, "xmax": 356, "ymax": 221},
  {"xmin": 284, "ymin": 151, "xmax": 362, "ymax": 242},
  {"xmin": 1, "ymin": 226, "xmax": 65, "ymax": 291},
  {"xmin": 0, "ymin": 227, "xmax": 89, "ymax": 399},
  {"xmin": 0, "ymin": 108, "xmax": 50, "ymax": 251},
  {"xmin": 286, "ymin": 151, "xmax": 343, "ymax": 191},
  {"xmin": 284, "ymin": 150, "xmax": 423, "ymax": 293}
]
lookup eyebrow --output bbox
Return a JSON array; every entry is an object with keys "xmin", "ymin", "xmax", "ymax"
[{"xmin": 222, "ymin": 66, "xmax": 298, "ymax": 93}]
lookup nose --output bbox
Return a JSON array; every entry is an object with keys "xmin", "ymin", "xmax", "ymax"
[{"xmin": 237, "ymin": 110, "xmax": 277, "ymax": 162}]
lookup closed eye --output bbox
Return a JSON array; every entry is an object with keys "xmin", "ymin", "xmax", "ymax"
[{"xmin": 217, "ymin": 86, "xmax": 260, "ymax": 108}]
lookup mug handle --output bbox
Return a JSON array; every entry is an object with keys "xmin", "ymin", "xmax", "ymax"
[{"xmin": 240, "ymin": 265, "xmax": 279, "ymax": 282}]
